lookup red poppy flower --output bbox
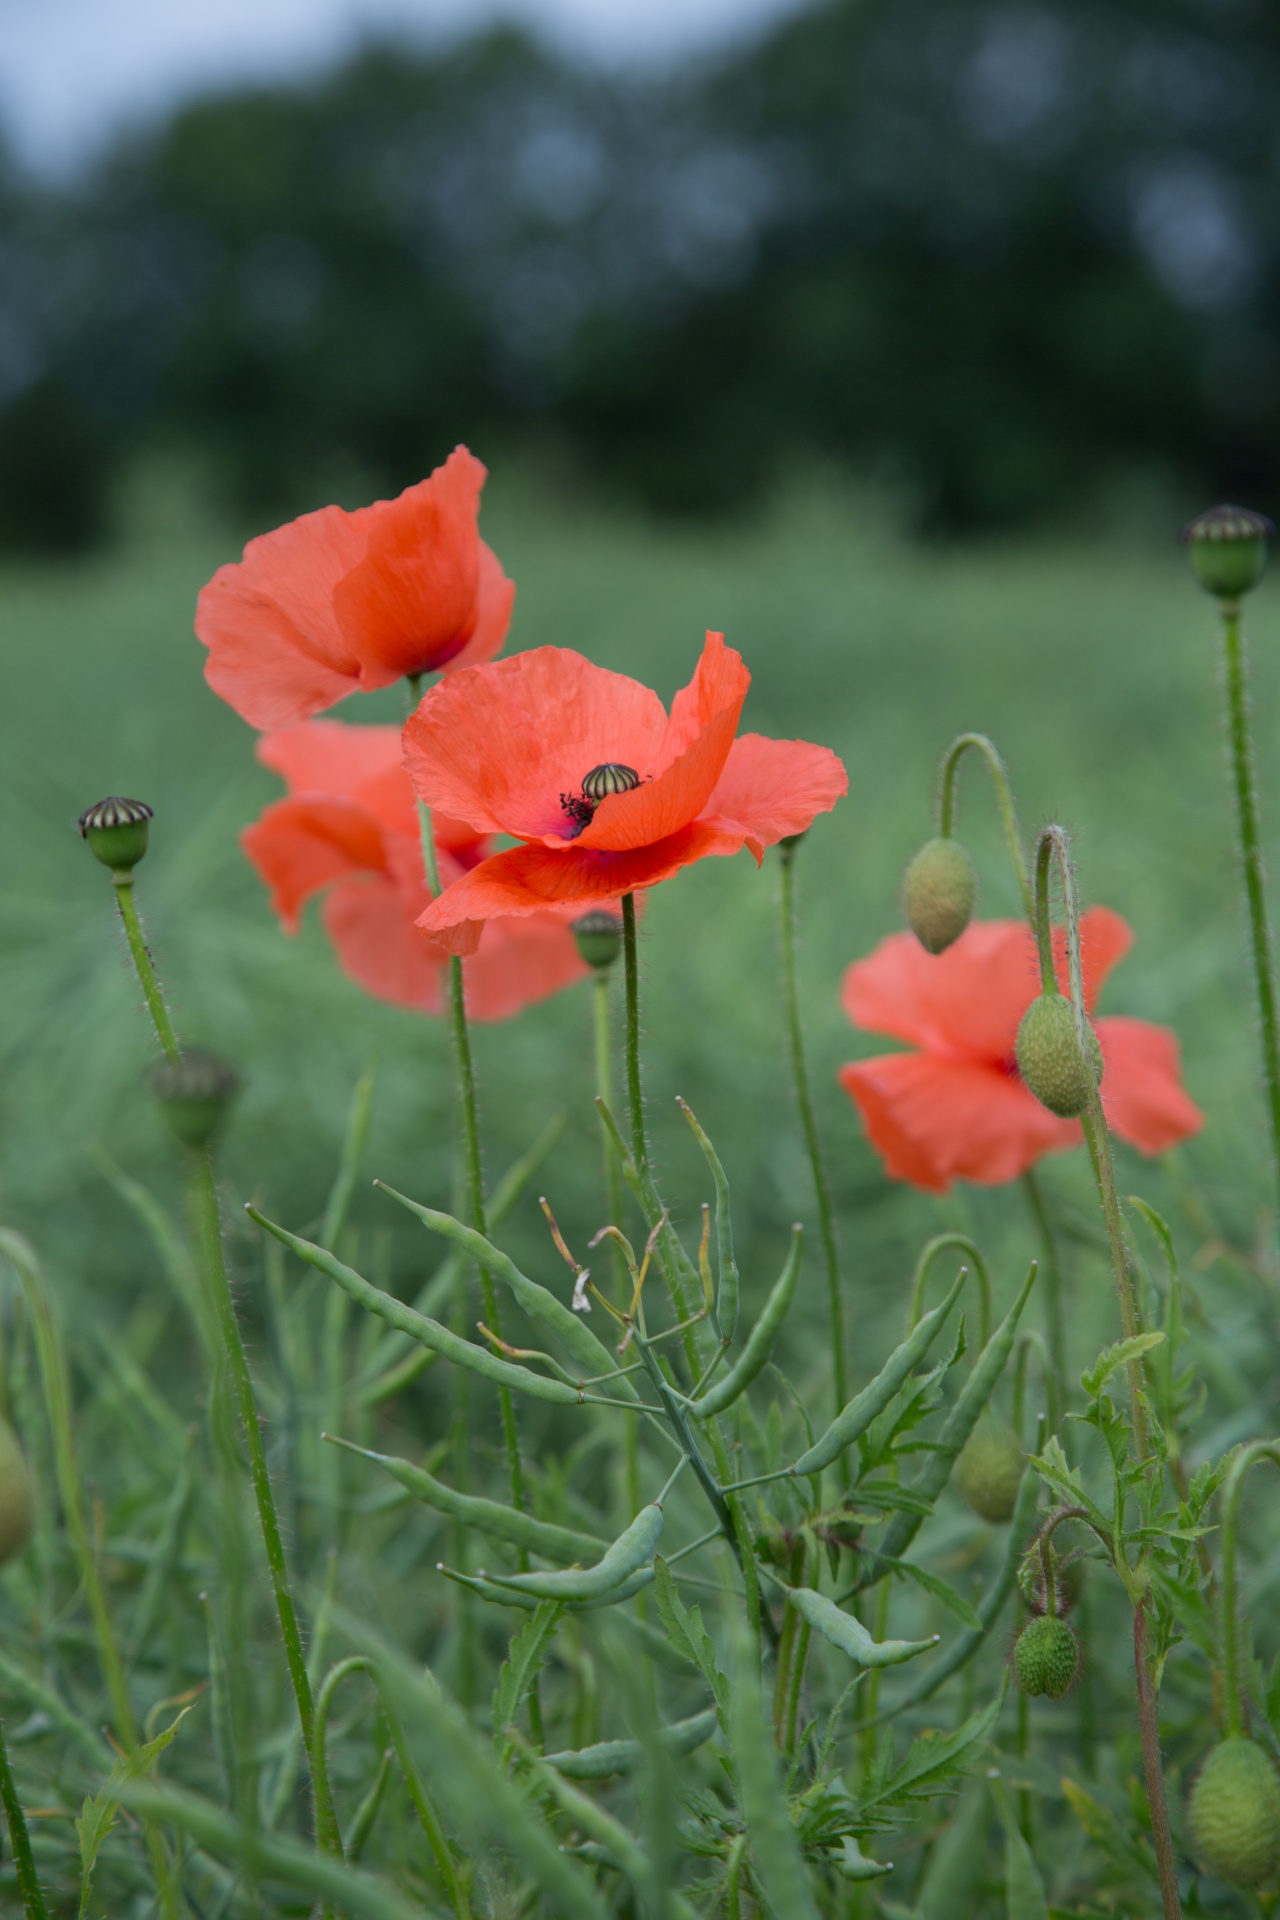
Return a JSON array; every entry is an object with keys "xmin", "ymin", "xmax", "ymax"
[
  {"xmin": 839, "ymin": 909, "xmax": 1203, "ymax": 1192},
  {"xmin": 196, "ymin": 447, "xmax": 513, "ymax": 730},
  {"xmin": 403, "ymin": 631, "xmax": 848, "ymax": 953},
  {"xmin": 241, "ymin": 721, "xmax": 590, "ymax": 1021}
]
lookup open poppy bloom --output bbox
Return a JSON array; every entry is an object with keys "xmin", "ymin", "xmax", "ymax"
[
  {"xmin": 839, "ymin": 909, "xmax": 1203, "ymax": 1191},
  {"xmin": 242, "ymin": 721, "xmax": 591, "ymax": 1021},
  {"xmin": 196, "ymin": 447, "xmax": 513, "ymax": 731},
  {"xmin": 403, "ymin": 631, "xmax": 847, "ymax": 953}
]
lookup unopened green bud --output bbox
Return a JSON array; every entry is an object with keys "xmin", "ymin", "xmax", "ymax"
[
  {"xmin": 1180, "ymin": 505, "xmax": 1273, "ymax": 600},
  {"xmin": 1189, "ymin": 1736, "xmax": 1280, "ymax": 1888},
  {"xmin": 78, "ymin": 796, "xmax": 152, "ymax": 874},
  {"xmin": 955, "ymin": 1416, "xmax": 1024, "ymax": 1523},
  {"xmin": 1016, "ymin": 992, "xmax": 1103, "ymax": 1118},
  {"xmin": 1012, "ymin": 1613, "xmax": 1079, "ymax": 1700},
  {"xmin": 571, "ymin": 911, "xmax": 623, "ymax": 971},
  {"xmin": 902, "ymin": 837, "xmax": 977, "ymax": 954},
  {"xmin": 151, "ymin": 1049, "xmax": 241, "ymax": 1149},
  {"xmin": 0, "ymin": 1416, "xmax": 34, "ymax": 1568}
]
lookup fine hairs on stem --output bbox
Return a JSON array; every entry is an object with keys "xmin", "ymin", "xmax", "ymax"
[{"xmin": 937, "ymin": 731, "xmax": 1034, "ymax": 920}]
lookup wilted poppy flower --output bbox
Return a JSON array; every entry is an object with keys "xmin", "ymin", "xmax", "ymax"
[
  {"xmin": 196, "ymin": 447, "xmax": 513, "ymax": 731},
  {"xmin": 839, "ymin": 909, "xmax": 1203, "ymax": 1192},
  {"xmin": 242, "ymin": 721, "xmax": 590, "ymax": 1021},
  {"xmin": 403, "ymin": 631, "xmax": 847, "ymax": 953}
]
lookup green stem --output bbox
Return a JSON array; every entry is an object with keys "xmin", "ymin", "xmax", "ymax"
[
  {"xmin": 1022, "ymin": 1168, "xmax": 1066, "ymax": 1422},
  {"xmin": 621, "ymin": 893, "xmax": 648, "ymax": 1181},
  {"xmin": 186, "ymin": 1149, "xmax": 341, "ymax": 1861},
  {"xmin": 113, "ymin": 880, "xmax": 180, "ymax": 1063},
  {"xmin": 937, "ymin": 732, "xmax": 1034, "ymax": 919},
  {"xmin": 594, "ymin": 968, "xmax": 639, "ymax": 1514},
  {"xmin": 0, "ymin": 1717, "xmax": 50, "ymax": 1920},
  {"xmin": 1220, "ymin": 600, "xmax": 1280, "ymax": 1234},
  {"xmin": 1133, "ymin": 1598, "xmax": 1183, "ymax": 1920},
  {"xmin": 907, "ymin": 1234, "xmax": 991, "ymax": 1347},
  {"xmin": 778, "ymin": 842, "xmax": 846, "ymax": 1416},
  {"xmin": 1218, "ymin": 1441, "xmax": 1280, "ymax": 1737}
]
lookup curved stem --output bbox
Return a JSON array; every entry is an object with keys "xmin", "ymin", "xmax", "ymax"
[
  {"xmin": 908, "ymin": 1233, "xmax": 991, "ymax": 1347},
  {"xmin": 1218, "ymin": 1441, "xmax": 1280, "ymax": 1737},
  {"xmin": 1220, "ymin": 601, "xmax": 1280, "ymax": 1233},
  {"xmin": 112, "ymin": 880, "xmax": 180, "ymax": 1063},
  {"xmin": 778, "ymin": 842, "xmax": 847, "ymax": 1415},
  {"xmin": 938, "ymin": 732, "xmax": 1034, "ymax": 919}
]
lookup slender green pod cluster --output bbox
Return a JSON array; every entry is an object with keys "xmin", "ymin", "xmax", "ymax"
[{"xmin": 691, "ymin": 1227, "xmax": 802, "ymax": 1418}]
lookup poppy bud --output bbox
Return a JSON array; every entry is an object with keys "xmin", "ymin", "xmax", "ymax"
[
  {"xmin": 151, "ymin": 1049, "xmax": 241, "ymax": 1149},
  {"xmin": 902, "ymin": 837, "xmax": 976, "ymax": 954},
  {"xmin": 1012, "ymin": 1614, "xmax": 1080, "ymax": 1699},
  {"xmin": 1181, "ymin": 505, "xmax": 1273, "ymax": 600},
  {"xmin": 78, "ymin": 796, "xmax": 153, "ymax": 875},
  {"xmin": 571, "ymin": 910, "xmax": 623, "ymax": 971},
  {"xmin": 1016, "ymin": 992, "xmax": 1103, "ymax": 1118},
  {"xmin": 955, "ymin": 1416, "xmax": 1024, "ymax": 1523},
  {"xmin": 1188, "ymin": 1736, "xmax": 1280, "ymax": 1887},
  {"xmin": 0, "ymin": 1416, "xmax": 34, "ymax": 1568}
]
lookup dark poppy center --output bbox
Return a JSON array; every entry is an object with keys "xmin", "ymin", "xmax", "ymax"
[{"xmin": 581, "ymin": 763, "xmax": 640, "ymax": 800}]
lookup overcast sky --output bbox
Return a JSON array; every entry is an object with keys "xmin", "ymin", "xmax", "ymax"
[{"xmin": 0, "ymin": 0, "xmax": 803, "ymax": 172}]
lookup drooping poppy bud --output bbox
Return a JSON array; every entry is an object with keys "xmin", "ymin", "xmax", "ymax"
[
  {"xmin": 1012, "ymin": 1614, "xmax": 1080, "ymax": 1699},
  {"xmin": 151, "ymin": 1049, "xmax": 241, "ymax": 1149},
  {"xmin": 955, "ymin": 1415, "xmax": 1024, "ymax": 1523},
  {"xmin": 901, "ymin": 837, "xmax": 977, "ymax": 954},
  {"xmin": 1188, "ymin": 1736, "xmax": 1280, "ymax": 1888},
  {"xmin": 78, "ymin": 796, "xmax": 153, "ymax": 875},
  {"xmin": 571, "ymin": 910, "xmax": 623, "ymax": 971},
  {"xmin": 0, "ymin": 1416, "xmax": 34, "ymax": 1568},
  {"xmin": 1016, "ymin": 992, "xmax": 1103, "ymax": 1118},
  {"xmin": 1180, "ymin": 505, "xmax": 1273, "ymax": 600}
]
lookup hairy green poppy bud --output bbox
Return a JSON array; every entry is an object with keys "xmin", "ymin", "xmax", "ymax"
[
  {"xmin": 78, "ymin": 796, "xmax": 152, "ymax": 874},
  {"xmin": 151, "ymin": 1049, "xmax": 241, "ymax": 1149},
  {"xmin": 571, "ymin": 910, "xmax": 623, "ymax": 971},
  {"xmin": 1013, "ymin": 1613, "xmax": 1080, "ymax": 1699},
  {"xmin": 1016, "ymin": 992, "xmax": 1103, "ymax": 1118},
  {"xmin": 1180, "ymin": 505, "xmax": 1273, "ymax": 600},
  {"xmin": 955, "ymin": 1416, "xmax": 1024, "ymax": 1523},
  {"xmin": 902, "ymin": 837, "xmax": 977, "ymax": 954},
  {"xmin": 1189, "ymin": 1736, "xmax": 1280, "ymax": 1888},
  {"xmin": 0, "ymin": 1416, "xmax": 34, "ymax": 1568}
]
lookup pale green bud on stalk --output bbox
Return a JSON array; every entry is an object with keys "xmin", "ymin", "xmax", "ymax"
[
  {"xmin": 151, "ymin": 1049, "xmax": 241, "ymax": 1149},
  {"xmin": 77, "ymin": 796, "xmax": 152, "ymax": 876},
  {"xmin": 902, "ymin": 836, "xmax": 977, "ymax": 953},
  {"xmin": 954, "ymin": 1415, "xmax": 1024, "ymax": 1523},
  {"xmin": 571, "ymin": 910, "xmax": 623, "ymax": 971},
  {"xmin": 0, "ymin": 1416, "xmax": 33, "ymax": 1567},
  {"xmin": 1188, "ymin": 1737, "xmax": 1280, "ymax": 1887},
  {"xmin": 1012, "ymin": 1614, "xmax": 1079, "ymax": 1699},
  {"xmin": 1180, "ymin": 504, "xmax": 1273, "ymax": 601},
  {"xmin": 1016, "ymin": 991, "xmax": 1103, "ymax": 1118}
]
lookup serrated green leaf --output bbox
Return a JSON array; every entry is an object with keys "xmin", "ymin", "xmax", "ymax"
[
  {"xmin": 864, "ymin": 1683, "xmax": 1005, "ymax": 1815},
  {"xmin": 651, "ymin": 1557, "xmax": 727, "ymax": 1710},
  {"xmin": 1080, "ymin": 1333, "xmax": 1165, "ymax": 1401},
  {"xmin": 493, "ymin": 1600, "xmax": 564, "ymax": 1749},
  {"xmin": 727, "ymin": 1629, "xmax": 820, "ymax": 1920},
  {"xmin": 77, "ymin": 1708, "xmax": 190, "ymax": 1918}
]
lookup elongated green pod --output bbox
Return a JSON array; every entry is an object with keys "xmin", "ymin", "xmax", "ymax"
[
  {"xmin": 787, "ymin": 1586, "xmax": 938, "ymax": 1668},
  {"xmin": 374, "ymin": 1182, "xmax": 640, "ymax": 1402},
  {"xmin": 545, "ymin": 1707, "xmax": 719, "ymax": 1780},
  {"xmin": 872, "ymin": 1261, "xmax": 1038, "ymax": 1574},
  {"xmin": 677, "ymin": 1099, "xmax": 739, "ymax": 1340},
  {"xmin": 692, "ymin": 1226, "xmax": 803, "ymax": 1418},
  {"xmin": 484, "ymin": 1502, "xmax": 665, "ymax": 1600},
  {"xmin": 324, "ymin": 1434, "xmax": 605, "ymax": 1562},
  {"xmin": 792, "ymin": 1264, "xmax": 967, "ymax": 1475},
  {"xmin": 247, "ymin": 1208, "xmax": 584, "ymax": 1406},
  {"xmin": 439, "ymin": 1562, "xmax": 655, "ymax": 1613}
]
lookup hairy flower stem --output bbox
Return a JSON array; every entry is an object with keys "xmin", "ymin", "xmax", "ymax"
[
  {"xmin": 1220, "ymin": 599, "xmax": 1280, "ymax": 1237},
  {"xmin": 0, "ymin": 1717, "xmax": 49, "ymax": 1920},
  {"xmin": 1134, "ymin": 1598, "xmax": 1184, "ymax": 1920},
  {"xmin": 112, "ymin": 878, "xmax": 181, "ymax": 1062},
  {"xmin": 937, "ymin": 731, "xmax": 1034, "ymax": 918},
  {"xmin": 1218, "ymin": 1441, "xmax": 1280, "ymax": 1736},
  {"xmin": 594, "ymin": 969, "xmax": 639, "ymax": 1513},
  {"xmin": 778, "ymin": 840, "xmax": 847, "ymax": 1417},
  {"xmin": 1021, "ymin": 1168, "xmax": 1066, "ymax": 1426}
]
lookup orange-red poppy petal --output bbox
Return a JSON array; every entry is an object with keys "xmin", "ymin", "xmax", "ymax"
[
  {"xmin": 257, "ymin": 721, "xmax": 403, "ymax": 801},
  {"xmin": 705, "ymin": 731, "xmax": 849, "ymax": 855},
  {"xmin": 242, "ymin": 796, "xmax": 391, "ymax": 931},
  {"xmin": 840, "ymin": 1052, "xmax": 1078, "ymax": 1192},
  {"xmin": 1054, "ymin": 906, "xmax": 1135, "ymax": 1010},
  {"xmin": 841, "ymin": 921, "xmax": 1044, "ymax": 1062},
  {"xmin": 417, "ymin": 822, "xmax": 745, "ymax": 953},
  {"xmin": 1095, "ymin": 1015, "xmax": 1204, "ymax": 1153},
  {"xmin": 449, "ymin": 540, "xmax": 515, "ymax": 673},
  {"xmin": 463, "ymin": 912, "xmax": 590, "ymax": 1020},
  {"xmin": 403, "ymin": 646, "xmax": 671, "ymax": 842},
  {"xmin": 323, "ymin": 873, "xmax": 447, "ymax": 1014}
]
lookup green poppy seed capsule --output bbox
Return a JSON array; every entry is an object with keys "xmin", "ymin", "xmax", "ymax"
[
  {"xmin": 0, "ymin": 1416, "xmax": 34, "ymax": 1568},
  {"xmin": 1016, "ymin": 992, "xmax": 1103, "ymax": 1118},
  {"xmin": 571, "ymin": 910, "xmax": 623, "ymax": 971},
  {"xmin": 581, "ymin": 763, "xmax": 640, "ymax": 801},
  {"xmin": 1189, "ymin": 1736, "xmax": 1280, "ymax": 1888},
  {"xmin": 1180, "ymin": 505, "xmax": 1273, "ymax": 600},
  {"xmin": 902, "ymin": 837, "xmax": 977, "ymax": 954},
  {"xmin": 151, "ymin": 1049, "xmax": 241, "ymax": 1149},
  {"xmin": 1013, "ymin": 1613, "xmax": 1080, "ymax": 1700},
  {"xmin": 955, "ymin": 1415, "xmax": 1025, "ymax": 1523},
  {"xmin": 78, "ymin": 796, "xmax": 153, "ymax": 874}
]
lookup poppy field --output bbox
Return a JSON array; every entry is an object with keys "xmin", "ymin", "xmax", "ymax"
[{"xmin": 2, "ymin": 461, "xmax": 1280, "ymax": 1918}]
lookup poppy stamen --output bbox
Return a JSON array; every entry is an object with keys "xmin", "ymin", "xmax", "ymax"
[{"xmin": 559, "ymin": 792, "xmax": 595, "ymax": 832}]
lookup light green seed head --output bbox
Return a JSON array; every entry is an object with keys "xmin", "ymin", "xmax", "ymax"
[{"xmin": 1189, "ymin": 1736, "xmax": 1280, "ymax": 1888}]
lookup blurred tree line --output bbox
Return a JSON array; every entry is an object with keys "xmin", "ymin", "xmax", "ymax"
[{"xmin": 1, "ymin": 0, "xmax": 1277, "ymax": 551}]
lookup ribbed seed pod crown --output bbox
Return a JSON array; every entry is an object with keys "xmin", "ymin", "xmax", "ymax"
[
  {"xmin": 902, "ymin": 837, "xmax": 977, "ymax": 954},
  {"xmin": 571, "ymin": 910, "xmax": 623, "ymax": 970},
  {"xmin": 1016, "ymin": 992, "xmax": 1103, "ymax": 1118},
  {"xmin": 1180, "ymin": 505, "xmax": 1273, "ymax": 600},
  {"xmin": 1189, "ymin": 1737, "xmax": 1280, "ymax": 1888},
  {"xmin": 78, "ymin": 796, "xmax": 153, "ymax": 874}
]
